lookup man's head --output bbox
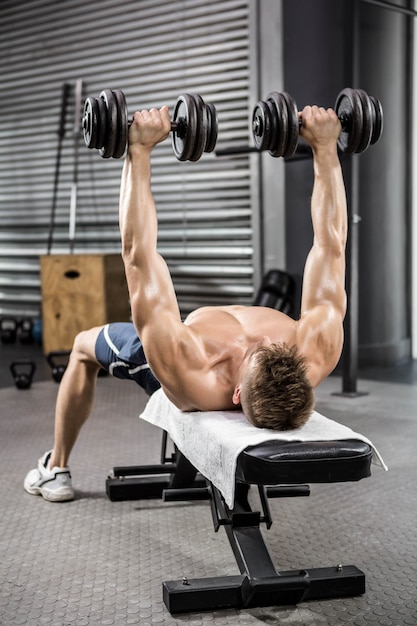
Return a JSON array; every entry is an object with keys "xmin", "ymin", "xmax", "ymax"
[{"xmin": 233, "ymin": 342, "xmax": 314, "ymax": 431}]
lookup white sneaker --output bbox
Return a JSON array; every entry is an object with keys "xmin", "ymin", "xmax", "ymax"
[{"xmin": 24, "ymin": 451, "xmax": 74, "ymax": 502}]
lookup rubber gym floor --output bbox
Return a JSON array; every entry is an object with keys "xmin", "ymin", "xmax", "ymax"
[{"xmin": 1, "ymin": 341, "xmax": 416, "ymax": 626}]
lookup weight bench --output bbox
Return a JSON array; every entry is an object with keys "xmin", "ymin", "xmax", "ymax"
[{"xmin": 106, "ymin": 389, "xmax": 386, "ymax": 614}]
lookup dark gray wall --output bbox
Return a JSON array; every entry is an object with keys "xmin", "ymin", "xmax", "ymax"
[
  {"xmin": 283, "ymin": 0, "xmax": 411, "ymax": 367},
  {"xmin": 283, "ymin": 0, "xmax": 345, "ymax": 311},
  {"xmin": 357, "ymin": 2, "xmax": 410, "ymax": 365}
]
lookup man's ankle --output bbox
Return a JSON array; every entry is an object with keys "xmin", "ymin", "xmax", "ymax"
[{"xmin": 48, "ymin": 452, "xmax": 67, "ymax": 469}]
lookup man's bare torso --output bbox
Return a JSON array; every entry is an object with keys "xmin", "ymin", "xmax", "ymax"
[
  {"xmin": 184, "ymin": 305, "xmax": 296, "ymax": 348},
  {"xmin": 161, "ymin": 305, "xmax": 298, "ymax": 411}
]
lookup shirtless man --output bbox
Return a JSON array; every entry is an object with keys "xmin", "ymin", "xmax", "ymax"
[{"xmin": 24, "ymin": 102, "xmax": 347, "ymax": 502}]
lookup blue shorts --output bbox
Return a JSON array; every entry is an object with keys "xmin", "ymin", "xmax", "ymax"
[{"xmin": 95, "ymin": 323, "xmax": 161, "ymax": 396}]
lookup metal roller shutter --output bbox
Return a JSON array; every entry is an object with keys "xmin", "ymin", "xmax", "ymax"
[{"xmin": 0, "ymin": 0, "xmax": 258, "ymax": 321}]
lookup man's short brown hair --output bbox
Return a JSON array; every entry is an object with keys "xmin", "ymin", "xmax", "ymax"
[{"xmin": 240, "ymin": 343, "xmax": 314, "ymax": 431}]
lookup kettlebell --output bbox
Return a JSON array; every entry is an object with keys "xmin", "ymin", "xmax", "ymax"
[
  {"xmin": 10, "ymin": 360, "xmax": 36, "ymax": 390},
  {"xmin": 46, "ymin": 350, "xmax": 71, "ymax": 383}
]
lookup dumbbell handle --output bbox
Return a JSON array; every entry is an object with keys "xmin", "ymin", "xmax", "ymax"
[
  {"xmin": 252, "ymin": 106, "xmax": 351, "ymax": 137},
  {"xmin": 83, "ymin": 116, "xmax": 182, "ymax": 134},
  {"xmin": 125, "ymin": 118, "xmax": 184, "ymax": 137},
  {"xmin": 299, "ymin": 111, "xmax": 351, "ymax": 131}
]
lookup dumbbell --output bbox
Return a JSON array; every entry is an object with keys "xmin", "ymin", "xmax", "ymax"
[
  {"xmin": 252, "ymin": 87, "xmax": 383, "ymax": 158},
  {"xmin": 82, "ymin": 89, "xmax": 218, "ymax": 162}
]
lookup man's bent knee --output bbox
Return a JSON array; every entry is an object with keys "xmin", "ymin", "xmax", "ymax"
[{"xmin": 71, "ymin": 326, "xmax": 104, "ymax": 365}]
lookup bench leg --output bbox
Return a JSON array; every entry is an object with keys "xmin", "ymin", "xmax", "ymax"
[
  {"xmin": 106, "ymin": 433, "xmax": 205, "ymax": 501},
  {"xmin": 163, "ymin": 565, "xmax": 365, "ymax": 613},
  {"xmin": 163, "ymin": 484, "xmax": 365, "ymax": 614}
]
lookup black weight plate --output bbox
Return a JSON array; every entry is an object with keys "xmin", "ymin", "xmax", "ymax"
[
  {"xmin": 204, "ymin": 101, "xmax": 218, "ymax": 153},
  {"xmin": 355, "ymin": 89, "xmax": 373, "ymax": 154},
  {"xmin": 95, "ymin": 96, "xmax": 107, "ymax": 151},
  {"xmin": 281, "ymin": 91, "xmax": 299, "ymax": 158},
  {"xmin": 252, "ymin": 100, "xmax": 272, "ymax": 151},
  {"xmin": 172, "ymin": 94, "xmax": 197, "ymax": 161},
  {"xmin": 262, "ymin": 99, "xmax": 278, "ymax": 152},
  {"xmin": 369, "ymin": 95, "xmax": 384, "ymax": 145},
  {"xmin": 82, "ymin": 97, "xmax": 98, "ymax": 149},
  {"xmin": 335, "ymin": 88, "xmax": 363, "ymax": 154},
  {"xmin": 99, "ymin": 89, "xmax": 118, "ymax": 159},
  {"xmin": 188, "ymin": 94, "xmax": 206, "ymax": 162},
  {"xmin": 112, "ymin": 89, "xmax": 128, "ymax": 159},
  {"xmin": 266, "ymin": 92, "xmax": 288, "ymax": 158}
]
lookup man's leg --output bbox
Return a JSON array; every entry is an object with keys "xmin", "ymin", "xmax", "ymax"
[
  {"xmin": 49, "ymin": 326, "xmax": 103, "ymax": 469},
  {"xmin": 24, "ymin": 326, "xmax": 103, "ymax": 502},
  {"xmin": 24, "ymin": 322, "xmax": 160, "ymax": 501}
]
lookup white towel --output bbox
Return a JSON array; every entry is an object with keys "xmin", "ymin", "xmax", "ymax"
[{"xmin": 140, "ymin": 389, "xmax": 388, "ymax": 508}]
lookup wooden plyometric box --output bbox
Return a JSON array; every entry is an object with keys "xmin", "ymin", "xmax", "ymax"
[{"xmin": 40, "ymin": 253, "xmax": 130, "ymax": 354}]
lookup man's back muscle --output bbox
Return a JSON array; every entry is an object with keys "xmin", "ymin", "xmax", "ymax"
[{"xmin": 161, "ymin": 306, "xmax": 297, "ymax": 411}]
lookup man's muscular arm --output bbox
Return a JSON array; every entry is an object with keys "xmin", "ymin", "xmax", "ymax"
[
  {"xmin": 296, "ymin": 106, "xmax": 348, "ymax": 386},
  {"xmin": 119, "ymin": 107, "xmax": 203, "ymax": 393}
]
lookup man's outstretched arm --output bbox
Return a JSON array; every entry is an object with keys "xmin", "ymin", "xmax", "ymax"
[
  {"xmin": 119, "ymin": 107, "xmax": 202, "ymax": 391},
  {"xmin": 296, "ymin": 105, "xmax": 348, "ymax": 386}
]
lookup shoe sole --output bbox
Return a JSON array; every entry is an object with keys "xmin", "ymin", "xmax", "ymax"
[{"xmin": 24, "ymin": 482, "xmax": 74, "ymax": 502}]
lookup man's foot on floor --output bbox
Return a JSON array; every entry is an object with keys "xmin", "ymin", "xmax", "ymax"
[{"xmin": 24, "ymin": 451, "xmax": 74, "ymax": 502}]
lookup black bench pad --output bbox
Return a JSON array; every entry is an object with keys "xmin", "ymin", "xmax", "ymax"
[{"xmin": 236, "ymin": 439, "xmax": 373, "ymax": 485}]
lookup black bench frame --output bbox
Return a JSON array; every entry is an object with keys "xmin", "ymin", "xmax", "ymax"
[{"xmin": 106, "ymin": 432, "xmax": 372, "ymax": 614}]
